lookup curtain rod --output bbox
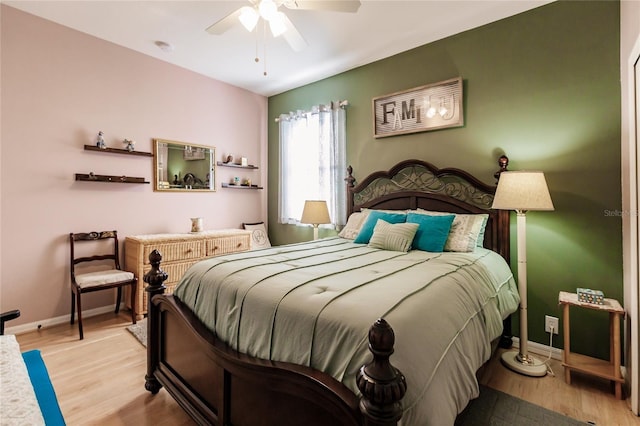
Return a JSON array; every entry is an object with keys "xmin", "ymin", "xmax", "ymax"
[{"xmin": 274, "ymin": 100, "xmax": 349, "ymax": 122}]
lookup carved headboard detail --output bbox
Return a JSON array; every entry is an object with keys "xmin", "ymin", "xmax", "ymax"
[{"xmin": 345, "ymin": 156, "xmax": 510, "ymax": 261}]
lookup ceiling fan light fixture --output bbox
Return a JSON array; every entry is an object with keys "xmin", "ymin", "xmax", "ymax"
[
  {"xmin": 259, "ymin": 0, "xmax": 278, "ymax": 21},
  {"xmin": 239, "ymin": 6, "xmax": 259, "ymax": 32},
  {"xmin": 269, "ymin": 12, "xmax": 287, "ymax": 37}
]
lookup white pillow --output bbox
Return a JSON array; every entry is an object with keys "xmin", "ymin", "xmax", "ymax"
[
  {"xmin": 338, "ymin": 211, "xmax": 369, "ymax": 240},
  {"xmin": 368, "ymin": 220, "xmax": 419, "ymax": 252},
  {"xmin": 243, "ymin": 222, "xmax": 271, "ymax": 250},
  {"xmin": 414, "ymin": 209, "xmax": 488, "ymax": 252}
]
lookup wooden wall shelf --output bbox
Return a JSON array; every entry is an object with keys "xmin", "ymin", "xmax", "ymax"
[
  {"xmin": 221, "ymin": 183, "xmax": 263, "ymax": 190},
  {"xmin": 75, "ymin": 173, "xmax": 150, "ymax": 184},
  {"xmin": 217, "ymin": 161, "xmax": 259, "ymax": 170},
  {"xmin": 84, "ymin": 144, "xmax": 153, "ymax": 157}
]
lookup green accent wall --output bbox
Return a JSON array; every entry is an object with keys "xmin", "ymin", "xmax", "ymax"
[{"xmin": 267, "ymin": 1, "xmax": 621, "ymax": 358}]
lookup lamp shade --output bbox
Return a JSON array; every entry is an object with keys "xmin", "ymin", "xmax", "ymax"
[
  {"xmin": 300, "ymin": 200, "xmax": 331, "ymax": 225},
  {"xmin": 492, "ymin": 171, "xmax": 554, "ymax": 211}
]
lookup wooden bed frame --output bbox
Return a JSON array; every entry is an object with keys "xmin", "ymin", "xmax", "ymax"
[{"xmin": 144, "ymin": 156, "xmax": 511, "ymax": 425}]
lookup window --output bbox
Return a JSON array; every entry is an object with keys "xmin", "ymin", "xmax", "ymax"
[{"xmin": 278, "ymin": 102, "xmax": 347, "ymax": 228}]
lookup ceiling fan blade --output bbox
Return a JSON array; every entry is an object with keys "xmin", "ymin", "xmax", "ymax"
[
  {"xmin": 279, "ymin": 13, "xmax": 308, "ymax": 52},
  {"xmin": 283, "ymin": 0, "xmax": 361, "ymax": 13},
  {"xmin": 205, "ymin": 8, "xmax": 243, "ymax": 35}
]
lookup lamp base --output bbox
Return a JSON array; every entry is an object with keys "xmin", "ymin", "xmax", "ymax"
[{"xmin": 500, "ymin": 350, "xmax": 547, "ymax": 377}]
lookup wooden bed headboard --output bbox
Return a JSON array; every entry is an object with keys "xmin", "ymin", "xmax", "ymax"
[{"xmin": 345, "ymin": 156, "xmax": 510, "ymax": 262}]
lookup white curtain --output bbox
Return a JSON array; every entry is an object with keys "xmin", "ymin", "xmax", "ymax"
[{"xmin": 278, "ymin": 101, "xmax": 347, "ymax": 228}]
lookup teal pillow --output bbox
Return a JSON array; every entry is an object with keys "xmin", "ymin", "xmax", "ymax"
[
  {"xmin": 353, "ymin": 211, "xmax": 407, "ymax": 244},
  {"xmin": 406, "ymin": 212, "xmax": 455, "ymax": 252}
]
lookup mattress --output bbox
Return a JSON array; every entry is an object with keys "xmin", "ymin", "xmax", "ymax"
[{"xmin": 174, "ymin": 237, "xmax": 519, "ymax": 425}]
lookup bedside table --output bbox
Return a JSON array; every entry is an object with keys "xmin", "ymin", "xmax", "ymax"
[{"xmin": 558, "ymin": 291, "xmax": 625, "ymax": 399}]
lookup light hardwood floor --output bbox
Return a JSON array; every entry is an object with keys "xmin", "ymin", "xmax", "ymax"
[
  {"xmin": 14, "ymin": 312, "xmax": 640, "ymax": 425},
  {"xmin": 479, "ymin": 350, "xmax": 639, "ymax": 425}
]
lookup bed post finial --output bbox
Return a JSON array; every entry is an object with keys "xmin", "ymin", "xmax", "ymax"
[
  {"xmin": 357, "ymin": 318, "xmax": 406, "ymax": 426},
  {"xmin": 144, "ymin": 249, "xmax": 168, "ymax": 395},
  {"xmin": 346, "ymin": 165, "xmax": 356, "ymax": 217},
  {"xmin": 345, "ymin": 165, "xmax": 355, "ymax": 188},
  {"xmin": 494, "ymin": 155, "xmax": 509, "ymax": 184}
]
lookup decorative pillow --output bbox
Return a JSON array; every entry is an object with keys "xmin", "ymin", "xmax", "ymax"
[
  {"xmin": 368, "ymin": 220, "xmax": 419, "ymax": 252},
  {"xmin": 448, "ymin": 214, "xmax": 489, "ymax": 251},
  {"xmin": 338, "ymin": 212, "xmax": 368, "ymax": 240},
  {"xmin": 243, "ymin": 222, "xmax": 271, "ymax": 250},
  {"xmin": 353, "ymin": 211, "xmax": 407, "ymax": 244},
  {"xmin": 414, "ymin": 209, "xmax": 489, "ymax": 252},
  {"xmin": 475, "ymin": 215, "xmax": 489, "ymax": 247},
  {"xmin": 406, "ymin": 213, "xmax": 455, "ymax": 252}
]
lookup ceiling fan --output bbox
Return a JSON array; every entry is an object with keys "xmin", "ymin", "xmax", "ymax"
[{"xmin": 205, "ymin": 0, "xmax": 361, "ymax": 52}]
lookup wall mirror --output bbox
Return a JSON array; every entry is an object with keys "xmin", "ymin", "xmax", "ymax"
[{"xmin": 153, "ymin": 139, "xmax": 216, "ymax": 192}]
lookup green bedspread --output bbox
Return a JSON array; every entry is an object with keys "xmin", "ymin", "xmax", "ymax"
[{"xmin": 174, "ymin": 237, "xmax": 519, "ymax": 425}]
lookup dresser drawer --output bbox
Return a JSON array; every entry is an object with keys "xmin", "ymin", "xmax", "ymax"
[
  {"xmin": 143, "ymin": 240, "xmax": 202, "ymax": 264},
  {"xmin": 205, "ymin": 234, "xmax": 250, "ymax": 257},
  {"xmin": 143, "ymin": 260, "xmax": 199, "ymax": 285}
]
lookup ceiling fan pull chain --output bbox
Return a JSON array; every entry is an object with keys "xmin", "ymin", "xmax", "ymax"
[
  {"xmin": 263, "ymin": 20, "xmax": 268, "ymax": 76},
  {"xmin": 254, "ymin": 25, "xmax": 260, "ymax": 64}
]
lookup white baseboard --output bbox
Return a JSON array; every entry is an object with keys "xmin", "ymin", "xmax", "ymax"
[
  {"xmin": 4, "ymin": 304, "xmax": 125, "ymax": 336},
  {"xmin": 511, "ymin": 337, "xmax": 563, "ymax": 361}
]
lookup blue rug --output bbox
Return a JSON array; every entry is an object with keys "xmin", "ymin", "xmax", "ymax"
[{"xmin": 22, "ymin": 350, "xmax": 66, "ymax": 425}]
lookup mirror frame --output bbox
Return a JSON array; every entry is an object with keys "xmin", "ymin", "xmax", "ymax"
[{"xmin": 153, "ymin": 138, "xmax": 216, "ymax": 192}]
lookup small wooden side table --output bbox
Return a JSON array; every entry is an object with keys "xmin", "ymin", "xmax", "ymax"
[{"xmin": 558, "ymin": 291, "xmax": 625, "ymax": 399}]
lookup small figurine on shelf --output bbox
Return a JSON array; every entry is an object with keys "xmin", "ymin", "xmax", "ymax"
[
  {"xmin": 96, "ymin": 131, "xmax": 106, "ymax": 149},
  {"xmin": 123, "ymin": 139, "xmax": 135, "ymax": 152}
]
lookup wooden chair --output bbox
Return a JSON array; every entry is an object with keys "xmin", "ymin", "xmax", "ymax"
[
  {"xmin": 0, "ymin": 309, "xmax": 20, "ymax": 335},
  {"xmin": 69, "ymin": 231, "xmax": 136, "ymax": 339}
]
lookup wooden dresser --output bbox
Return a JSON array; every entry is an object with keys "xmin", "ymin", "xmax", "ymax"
[{"xmin": 124, "ymin": 229, "xmax": 251, "ymax": 319}]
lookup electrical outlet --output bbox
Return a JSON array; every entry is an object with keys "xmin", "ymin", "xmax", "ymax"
[{"xmin": 545, "ymin": 315, "xmax": 559, "ymax": 334}]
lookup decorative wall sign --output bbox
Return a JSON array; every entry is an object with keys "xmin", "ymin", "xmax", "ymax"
[{"xmin": 373, "ymin": 77, "xmax": 464, "ymax": 138}]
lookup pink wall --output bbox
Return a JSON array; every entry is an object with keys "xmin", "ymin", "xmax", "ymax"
[{"xmin": 0, "ymin": 6, "xmax": 268, "ymax": 327}]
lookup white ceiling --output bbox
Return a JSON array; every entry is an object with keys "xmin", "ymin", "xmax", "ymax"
[{"xmin": 4, "ymin": 0, "xmax": 553, "ymax": 97}]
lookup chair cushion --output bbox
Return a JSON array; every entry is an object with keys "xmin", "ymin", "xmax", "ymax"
[{"xmin": 75, "ymin": 270, "xmax": 134, "ymax": 288}]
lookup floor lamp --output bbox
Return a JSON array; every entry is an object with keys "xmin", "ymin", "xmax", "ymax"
[
  {"xmin": 300, "ymin": 200, "xmax": 331, "ymax": 240},
  {"xmin": 492, "ymin": 170, "xmax": 554, "ymax": 377}
]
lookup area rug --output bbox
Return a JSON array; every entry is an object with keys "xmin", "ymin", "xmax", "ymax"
[
  {"xmin": 455, "ymin": 385, "xmax": 585, "ymax": 426},
  {"xmin": 126, "ymin": 321, "xmax": 584, "ymax": 425},
  {"xmin": 126, "ymin": 318, "xmax": 147, "ymax": 347}
]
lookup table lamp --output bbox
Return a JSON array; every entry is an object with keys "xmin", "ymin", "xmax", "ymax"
[
  {"xmin": 492, "ymin": 170, "xmax": 554, "ymax": 377},
  {"xmin": 300, "ymin": 200, "xmax": 331, "ymax": 240}
]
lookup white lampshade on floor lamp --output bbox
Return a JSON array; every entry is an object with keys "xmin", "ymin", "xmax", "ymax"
[
  {"xmin": 300, "ymin": 200, "xmax": 331, "ymax": 240},
  {"xmin": 492, "ymin": 171, "xmax": 554, "ymax": 377}
]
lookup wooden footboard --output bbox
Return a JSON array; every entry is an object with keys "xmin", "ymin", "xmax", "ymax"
[{"xmin": 144, "ymin": 250, "xmax": 407, "ymax": 426}]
